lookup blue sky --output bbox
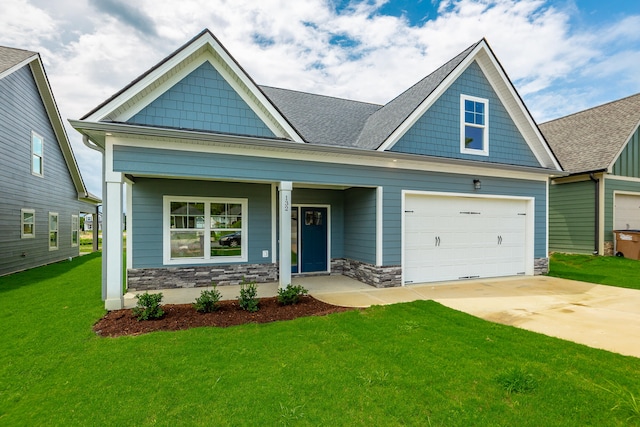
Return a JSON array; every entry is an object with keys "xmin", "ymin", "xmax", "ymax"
[{"xmin": 1, "ymin": 0, "xmax": 639, "ymax": 197}]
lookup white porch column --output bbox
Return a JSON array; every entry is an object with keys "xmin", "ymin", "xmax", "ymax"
[
  {"xmin": 278, "ymin": 181, "xmax": 292, "ymax": 289},
  {"xmin": 104, "ymin": 180, "xmax": 124, "ymax": 310},
  {"xmin": 103, "ymin": 138, "xmax": 124, "ymax": 310}
]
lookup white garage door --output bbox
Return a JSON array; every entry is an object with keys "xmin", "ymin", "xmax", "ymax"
[
  {"xmin": 404, "ymin": 194, "xmax": 529, "ymax": 284},
  {"xmin": 614, "ymin": 193, "xmax": 640, "ymax": 230}
]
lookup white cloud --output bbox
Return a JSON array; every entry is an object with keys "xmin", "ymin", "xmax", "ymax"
[{"xmin": 1, "ymin": 0, "xmax": 639, "ymax": 196}]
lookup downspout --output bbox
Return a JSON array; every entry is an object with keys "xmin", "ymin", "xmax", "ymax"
[{"xmin": 589, "ymin": 173, "xmax": 600, "ymax": 255}]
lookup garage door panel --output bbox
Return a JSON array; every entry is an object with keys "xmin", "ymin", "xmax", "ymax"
[
  {"xmin": 615, "ymin": 194, "xmax": 640, "ymax": 230},
  {"xmin": 404, "ymin": 194, "xmax": 528, "ymax": 284}
]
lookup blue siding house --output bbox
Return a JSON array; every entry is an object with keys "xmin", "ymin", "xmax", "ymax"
[
  {"xmin": 0, "ymin": 46, "xmax": 100, "ymax": 276},
  {"xmin": 71, "ymin": 30, "xmax": 562, "ymax": 310}
]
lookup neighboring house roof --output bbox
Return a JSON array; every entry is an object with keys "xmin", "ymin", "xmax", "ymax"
[
  {"xmin": 74, "ymin": 29, "xmax": 562, "ymax": 172},
  {"xmin": 540, "ymin": 92, "xmax": 640, "ymax": 174},
  {"xmin": 0, "ymin": 46, "xmax": 100, "ymax": 204}
]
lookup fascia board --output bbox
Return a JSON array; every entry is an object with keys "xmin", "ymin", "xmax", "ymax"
[
  {"xmin": 75, "ymin": 120, "xmax": 563, "ymax": 180},
  {"xmin": 377, "ymin": 41, "xmax": 563, "ymax": 172},
  {"xmin": 83, "ymin": 32, "xmax": 304, "ymax": 143},
  {"xmin": 83, "ymin": 36, "xmax": 210, "ymax": 122},
  {"xmin": 0, "ymin": 54, "xmax": 38, "ymax": 80},
  {"xmin": 28, "ymin": 58, "xmax": 93, "ymax": 201},
  {"xmin": 375, "ymin": 44, "xmax": 482, "ymax": 152},
  {"xmin": 474, "ymin": 48, "xmax": 562, "ymax": 171}
]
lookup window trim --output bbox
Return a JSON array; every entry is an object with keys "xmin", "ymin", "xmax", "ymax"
[
  {"xmin": 31, "ymin": 131, "xmax": 44, "ymax": 177},
  {"xmin": 71, "ymin": 214, "xmax": 79, "ymax": 247},
  {"xmin": 49, "ymin": 212, "xmax": 59, "ymax": 251},
  {"xmin": 21, "ymin": 209, "xmax": 35, "ymax": 238},
  {"xmin": 163, "ymin": 196, "xmax": 248, "ymax": 265},
  {"xmin": 460, "ymin": 94, "xmax": 489, "ymax": 156}
]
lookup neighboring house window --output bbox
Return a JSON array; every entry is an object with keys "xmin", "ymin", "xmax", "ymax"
[
  {"xmin": 21, "ymin": 209, "xmax": 35, "ymax": 238},
  {"xmin": 32, "ymin": 131, "xmax": 44, "ymax": 176},
  {"xmin": 460, "ymin": 95, "xmax": 489, "ymax": 156},
  {"xmin": 71, "ymin": 214, "xmax": 79, "ymax": 247},
  {"xmin": 49, "ymin": 212, "xmax": 58, "ymax": 250},
  {"xmin": 164, "ymin": 196, "xmax": 247, "ymax": 264}
]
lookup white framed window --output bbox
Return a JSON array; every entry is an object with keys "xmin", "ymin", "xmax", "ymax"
[
  {"xmin": 71, "ymin": 214, "xmax": 79, "ymax": 247},
  {"xmin": 49, "ymin": 212, "xmax": 58, "ymax": 250},
  {"xmin": 21, "ymin": 209, "xmax": 35, "ymax": 238},
  {"xmin": 460, "ymin": 95, "xmax": 489, "ymax": 156},
  {"xmin": 32, "ymin": 131, "xmax": 44, "ymax": 176},
  {"xmin": 163, "ymin": 196, "xmax": 247, "ymax": 265}
]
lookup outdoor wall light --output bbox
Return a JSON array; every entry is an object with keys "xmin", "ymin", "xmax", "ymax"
[{"xmin": 473, "ymin": 179, "xmax": 481, "ymax": 190}]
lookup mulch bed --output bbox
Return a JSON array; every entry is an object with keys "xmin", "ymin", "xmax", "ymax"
[{"xmin": 93, "ymin": 296, "xmax": 355, "ymax": 337}]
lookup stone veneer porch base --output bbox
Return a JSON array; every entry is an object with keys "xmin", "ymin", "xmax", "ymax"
[
  {"xmin": 127, "ymin": 257, "xmax": 549, "ymax": 291},
  {"xmin": 127, "ymin": 263, "xmax": 278, "ymax": 291}
]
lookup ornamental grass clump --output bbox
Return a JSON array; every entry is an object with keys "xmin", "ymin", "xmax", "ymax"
[
  {"xmin": 277, "ymin": 284, "xmax": 308, "ymax": 305},
  {"xmin": 132, "ymin": 292, "xmax": 164, "ymax": 321}
]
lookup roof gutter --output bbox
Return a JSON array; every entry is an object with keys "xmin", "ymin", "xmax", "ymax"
[
  {"xmin": 70, "ymin": 120, "xmax": 566, "ymax": 177},
  {"xmin": 83, "ymin": 134, "xmax": 104, "ymax": 153},
  {"xmin": 589, "ymin": 173, "xmax": 600, "ymax": 255}
]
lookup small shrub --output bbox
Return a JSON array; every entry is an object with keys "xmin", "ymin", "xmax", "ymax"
[
  {"xmin": 277, "ymin": 284, "xmax": 308, "ymax": 305},
  {"xmin": 238, "ymin": 279, "xmax": 259, "ymax": 312},
  {"xmin": 132, "ymin": 292, "xmax": 164, "ymax": 321},
  {"xmin": 194, "ymin": 286, "xmax": 222, "ymax": 313},
  {"xmin": 496, "ymin": 366, "xmax": 537, "ymax": 394}
]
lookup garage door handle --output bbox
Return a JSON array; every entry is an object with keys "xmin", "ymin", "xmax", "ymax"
[
  {"xmin": 435, "ymin": 236, "xmax": 441, "ymax": 247},
  {"xmin": 497, "ymin": 235, "xmax": 503, "ymax": 245}
]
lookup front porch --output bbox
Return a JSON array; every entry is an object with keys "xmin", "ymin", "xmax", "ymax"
[{"xmin": 123, "ymin": 274, "xmax": 375, "ymax": 308}]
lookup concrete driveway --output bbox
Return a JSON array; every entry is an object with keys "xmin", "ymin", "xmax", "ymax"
[{"xmin": 309, "ymin": 276, "xmax": 640, "ymax": 358}]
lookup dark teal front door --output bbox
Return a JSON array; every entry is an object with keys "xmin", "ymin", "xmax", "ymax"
[{"xmin": 299, "ymin": 207, "xmax": 328, "ymax": 273}]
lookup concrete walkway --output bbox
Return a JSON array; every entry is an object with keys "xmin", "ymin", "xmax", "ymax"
[{"xmin": 124, "ymin": 275, "xmax": 640, "ymax": 358}]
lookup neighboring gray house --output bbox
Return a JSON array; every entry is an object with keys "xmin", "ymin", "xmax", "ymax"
[
  {"xmin": 540, "ymin": 93, "xmax": 640, "ymax": 256},
  {"xmin": 0, "ymin": 46, "xmax": 100, "ymax": 276},
  {"xmin": 71, "ymin": 30, "xmax": 562, "ymax": 310}
]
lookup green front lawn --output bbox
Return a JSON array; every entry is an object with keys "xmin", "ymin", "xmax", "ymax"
[
  {"xmin": 1, "ymin": 253, "xmax": 639, "ymax": 425},
  {"xmin": 549, "ymin": 252, "xmax": 640, "ymax": 290}
]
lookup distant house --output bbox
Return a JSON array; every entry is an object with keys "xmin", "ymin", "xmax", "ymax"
[
  {"xmin": 71, "ymin": 30, "xmax": 562, "ymax": 310},
  {"xmin": 540, "ymin": 93, "xmax": 640, "ymax": 255},
  {"xmin": 0, "ymin": 46, "xmax": 100, "ymax": 276},
  {"xmin": 83, "ymin": 213, "xmax": 102, "ymax": 231}
]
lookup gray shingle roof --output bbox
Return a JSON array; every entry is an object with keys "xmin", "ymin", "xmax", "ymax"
[
  {"xmin": 259, "ymin": 86, "xmax": 381, "ymax": 147},
  {"xmin": 0, "ymin": 46, "xmax": 37, "ymax": 75},
  {"xmin": 260, "ymin": 41, "xmax": 480, "ymax": 150},
  {"xmin": 355, "ymin": 41, "xmax": 481, "ymax": 150},
  {"xmin": 539, "ymin": 93, "xmax": 640, "ymax": 174}
]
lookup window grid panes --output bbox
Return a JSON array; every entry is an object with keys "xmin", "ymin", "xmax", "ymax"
[
  {"xmin": 49, "ymin": 212, "xmax": 58, "ymax": 250},
  {"xmin": 167, "ymin": 198, "xmax": 246, "ymax": 261},
  {"xmin": 32, "ymin": 132, "xmax": 43, "ymax": 176},
  {"xmin": 72, "ymin": 215, "xmax": 79, "ymax": 247},
  {"xmin": 211, "ymin": 203, "xmax": 242, "ymax": 257},
  {"xmin": 22, "ymin": 209, "xmax": 35, "ymax": 238},
  {"xmin": 461, "ymin": 96, "xmax": 488, "ymax": 154}
]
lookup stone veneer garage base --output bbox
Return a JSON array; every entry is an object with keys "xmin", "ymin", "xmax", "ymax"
[{"xmin": 127, "ymin": 257, "xmax": 548, "ymax": 291}]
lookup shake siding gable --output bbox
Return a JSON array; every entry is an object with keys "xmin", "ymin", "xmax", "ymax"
[
  {"xmin": 128, "ymin": 62, "xmax": 276, "ymax": 137},
  {"xmin": 0, "ymin": 65, "xmax": 88, "ymax": 276},
  {"xmin": 391, "ymin": 62, "xmax": 540, "ymax": 168}
]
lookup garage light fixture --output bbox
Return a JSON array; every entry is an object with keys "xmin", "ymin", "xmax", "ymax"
[{"xmin": 473, "ymin": 179, "xmax": 481, "ymax": 190}]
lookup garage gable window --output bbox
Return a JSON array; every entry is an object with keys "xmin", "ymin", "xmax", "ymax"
[
  {"xmin": 460, "ymin": 95, "xmax": 489, "ymax": 156},
  {"xmin": 163, "ymin": 196, "xmax": 247, "ymax": 265}
]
